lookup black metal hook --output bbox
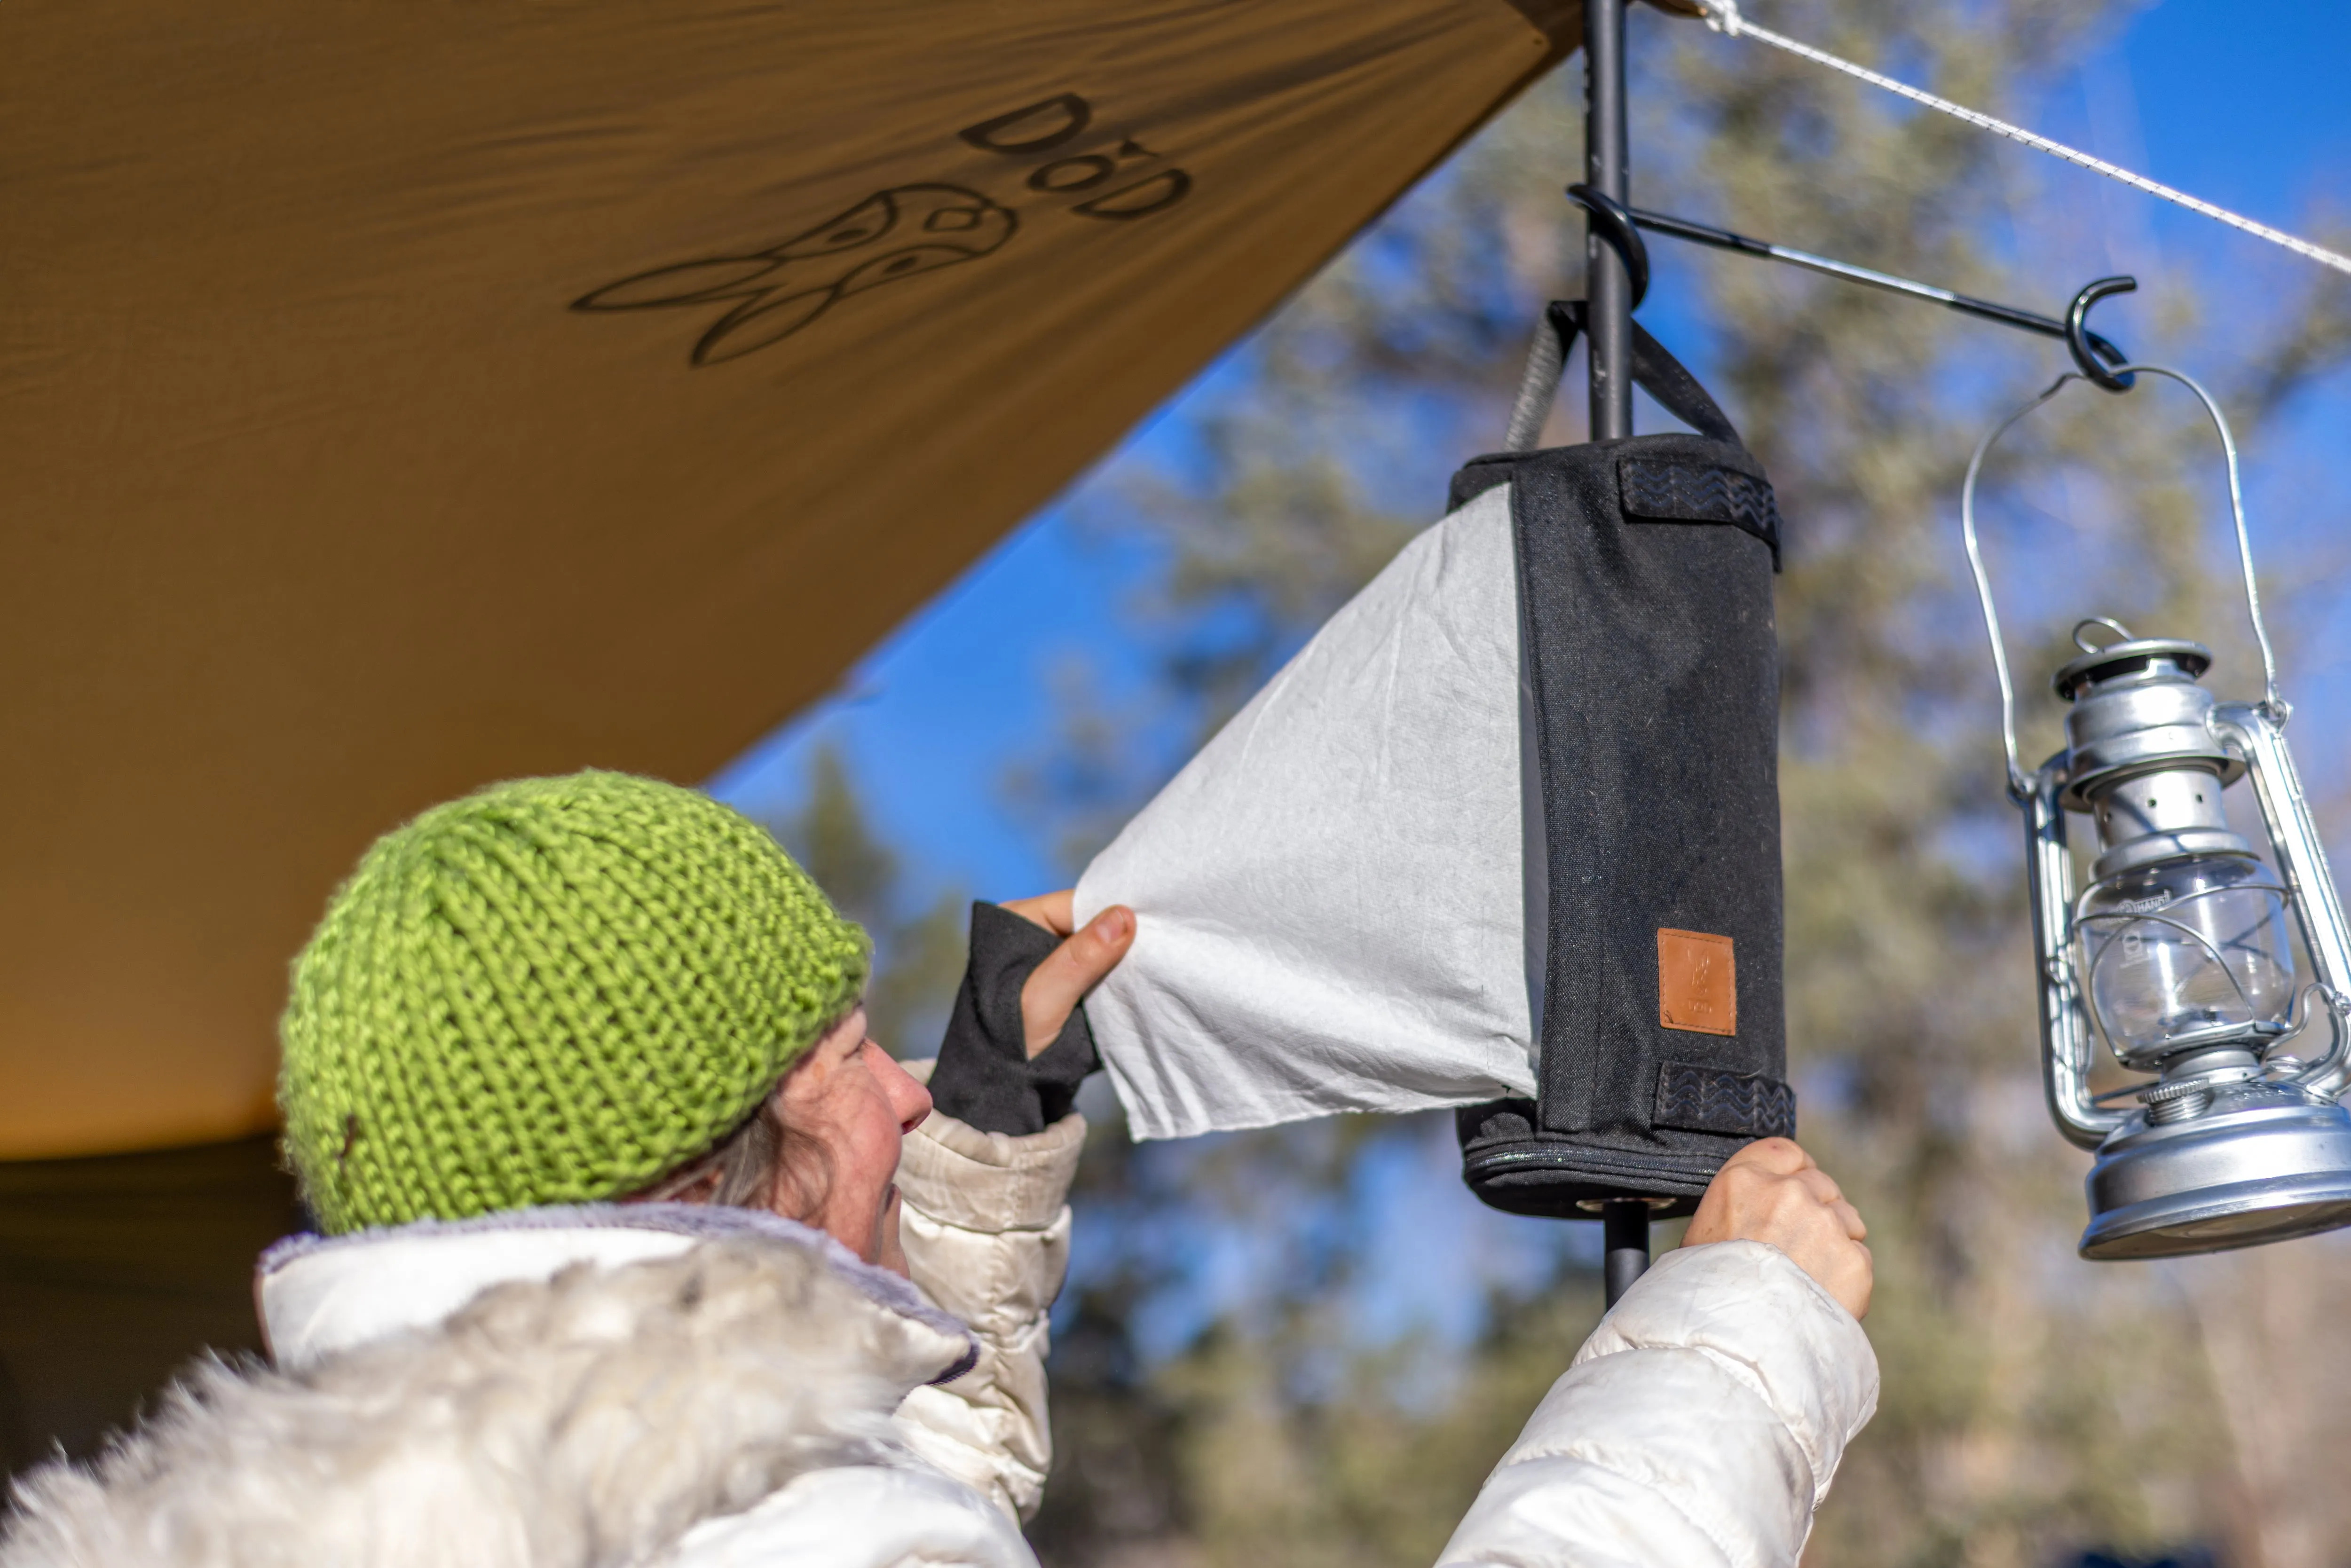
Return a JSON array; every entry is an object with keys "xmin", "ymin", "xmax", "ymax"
[
  {"xmin": 1613, "ymin": 201, "xmax": 2142, "ymax": 386},
  {"xmin": 1566, "ymin": 183, "xmax": 1650, "ymax": 312},
  {"xmin": 2067, "ymin": 276, "xmax": 2137, "ymax": 392}
]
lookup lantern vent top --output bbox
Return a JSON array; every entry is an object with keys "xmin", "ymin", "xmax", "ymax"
[{"xmin": 2055, "ymin": 636, "xmax": 2213, "ymax": 701}]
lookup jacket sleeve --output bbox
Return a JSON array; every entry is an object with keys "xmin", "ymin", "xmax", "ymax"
[
  {"xmin": 890, "ymin": 1061, "xmax": 1085, "ymax": 1525},
  {"xmin": 1436, "ymin": 1241, "xmax": 1878, "ymax": 1568}
]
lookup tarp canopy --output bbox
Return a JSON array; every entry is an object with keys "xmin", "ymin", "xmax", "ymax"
[{"xmin": 2, "ymin": 0, "xmax": 1582, "ymax": 1158}]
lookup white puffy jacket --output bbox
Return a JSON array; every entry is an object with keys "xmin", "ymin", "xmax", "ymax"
[{"xmin": 0, "ymin": 1101, "xmax": 1877, "ymax": 1568}]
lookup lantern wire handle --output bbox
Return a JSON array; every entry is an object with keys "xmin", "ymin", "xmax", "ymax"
[
  {"xmin": 2117, "ymin": 363, "xmax": 2286, "ymax": 719},
  {"xmin": 1961, "ymin": 362, "xmax": 2286, "ymax": 801},
  {"xmin": 1960, "ymin": 373, "xmax": 2074, "ymax": 800}
]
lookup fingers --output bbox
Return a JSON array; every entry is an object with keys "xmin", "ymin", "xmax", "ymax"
[
  {"xmin": 1793, "ymin": 1166, "xmax": 1844, "ymax": 1207},
  {"xmin": 1018, "ymin": 905, "xmax": 1136, "ymax": 1057},
  {"xmin": 1000, "ymin": 890, "xmax": 1077, "ymax": 937},
  {"xmin": 1680, "ymin": 1139, "xmax": 1874, "ymax": 1321}
]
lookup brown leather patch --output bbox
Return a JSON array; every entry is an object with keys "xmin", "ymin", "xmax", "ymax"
[{"xmin": 1657, "ymin": 929, "xmax": 1736, "ymax": 1036}]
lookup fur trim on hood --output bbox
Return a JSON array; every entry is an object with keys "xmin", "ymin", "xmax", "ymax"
[{"xmin": 2, "ymin": 1215, "xmax": 975, "ymax": 1568}]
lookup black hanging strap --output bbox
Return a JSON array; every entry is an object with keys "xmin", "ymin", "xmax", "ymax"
[{"xmin": 1505, "ymin": 300, "xmax": 1746, "ymax": 452}]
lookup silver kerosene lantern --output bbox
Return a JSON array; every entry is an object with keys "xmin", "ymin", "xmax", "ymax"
[{"xmin": 1963, "ymin": 363, "xmax": 2351, "ymax": 1259}]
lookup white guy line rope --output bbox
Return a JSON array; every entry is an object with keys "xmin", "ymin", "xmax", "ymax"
[{"xmin": 1696, "ymin": 0, "xmax": 2351, "ymax": 280}]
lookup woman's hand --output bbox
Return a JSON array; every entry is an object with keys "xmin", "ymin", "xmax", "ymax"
[
  {"xmin": 1681, "ymin": 1137, "xmax": 1873, "ymax": 1320},
  {"xmin": 999, "ymin": 891, "xmax": 1135, "ymax": 1058}
]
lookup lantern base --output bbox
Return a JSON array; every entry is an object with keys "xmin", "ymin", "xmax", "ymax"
[{"xmin": 2082, "ymin": 1086, "xmax": 2351, "ymax": 1260}]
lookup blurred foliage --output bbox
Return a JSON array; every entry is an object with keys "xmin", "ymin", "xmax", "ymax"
[
  {"xmin": 868, "ymin": 2, "xmax": 2351, "ymax": 1564},
  {"xmin": 765, "ymin": 742, "xmax": 969, "ymax": 1057}
]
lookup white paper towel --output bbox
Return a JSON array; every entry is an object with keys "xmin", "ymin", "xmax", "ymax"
[{"xmin": 1074, "ymin": 483, "xmax": 1538, "ymax": 1140}]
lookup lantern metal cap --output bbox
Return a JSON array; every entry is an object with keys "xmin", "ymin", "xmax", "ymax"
[{"xmin": 2054, "ymin": 637, "xmax": 2213, "ymax": 701}]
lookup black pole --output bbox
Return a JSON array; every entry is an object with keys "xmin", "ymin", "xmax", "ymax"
[
  {"xmin": 1602, "ymin": 1200, "xmax": 1650, "ymax": 1307},
  {"xmin": 1584, "ymin": 0, "xmax": 1633, "ymax": 441},
  {"xmin": 1588, "ymin": 0, "xmax": 1646, "ymax": 1305}
]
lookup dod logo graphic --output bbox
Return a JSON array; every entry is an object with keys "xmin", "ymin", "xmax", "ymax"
[
  {"xmin": 575, "ymin": 93, "xmax": 1193, "ymax": 367},
  {"xmin": 957, "ymin": 92, "xmax": 1192, "ymax": 220},
  {"xmin": 573, "ymin": 185, "xmax": 1015, "ymax": 367}
]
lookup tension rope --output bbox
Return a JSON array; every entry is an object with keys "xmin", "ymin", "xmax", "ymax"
[{"xmin": 1693, "ymin": 0, "xmax": 2351, "ymax": 281}]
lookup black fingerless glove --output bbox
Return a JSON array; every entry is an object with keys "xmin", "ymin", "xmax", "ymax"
[{"xmin": 925, "ymin": 901, "xmax": 1099, "ymax": 1135}]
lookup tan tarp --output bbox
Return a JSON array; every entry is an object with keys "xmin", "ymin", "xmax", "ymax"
[{"xmin": 2, "ymin": 0, "xmax": 1579, "ymax": 1158}]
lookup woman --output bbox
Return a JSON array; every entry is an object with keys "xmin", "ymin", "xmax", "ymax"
[{"xmin": 1, "ymin": 770, "xmax": 1876, "ymax": 1568}]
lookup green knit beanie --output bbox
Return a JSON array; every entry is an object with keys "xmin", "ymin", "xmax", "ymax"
[{"xmin": 279, "ymin": 770, "xmax": 869, "ymax": 1234}]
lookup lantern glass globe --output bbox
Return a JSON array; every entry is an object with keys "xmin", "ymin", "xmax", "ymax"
[{"xmin": 2081, "ymin": 853, "xmax": 2296, "ymax": 1067}]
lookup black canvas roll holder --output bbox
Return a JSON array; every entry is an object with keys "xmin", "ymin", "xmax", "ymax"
[{"xmin": 1454, "ymin": 303, "xmax": 1793, "ymax": 1220}]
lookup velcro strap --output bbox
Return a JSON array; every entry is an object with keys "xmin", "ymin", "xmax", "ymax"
[
  {"xmin": 1619, "ymin": 457, "xmax": 1782, "ymax": 569},
  {"xmin": 1655, "ymin": 1061, "xmax": 1797, "ymax": 1139}
]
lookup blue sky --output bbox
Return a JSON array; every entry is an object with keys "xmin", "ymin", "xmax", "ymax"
[
  {"xmin": 2099, "ymin": 0, "xmax": 2351, "ymax": 231},
  {"xmin": 712, "ymin": 0, "xmax": 2351, "ymax": 907}
]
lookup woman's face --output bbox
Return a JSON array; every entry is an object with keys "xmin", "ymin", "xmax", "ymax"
[{"xmin": 772, "ymin": 1008, "xmax": 933, "ymax": 1274}]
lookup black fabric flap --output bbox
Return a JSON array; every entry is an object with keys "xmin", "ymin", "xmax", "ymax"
[
  {"xmin": 1654, "ymin": 1062, "xmax": 1796, "ymax": 1139},
  {"xmin": 1618, "ymin": 456, "xmax": 1782, "ymax": 570}
]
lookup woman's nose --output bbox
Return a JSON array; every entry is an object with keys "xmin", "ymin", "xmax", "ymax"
[{"xmin": 871, "ymin": 1039, "xmax": 935, "ymax": 1131}]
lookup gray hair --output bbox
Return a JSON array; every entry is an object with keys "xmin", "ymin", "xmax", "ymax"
[{"xmin": 629, "ymin": 1027, "xmax": 845, "ymax": 1213}]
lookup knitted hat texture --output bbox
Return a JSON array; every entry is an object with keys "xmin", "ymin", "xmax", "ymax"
[{"xmin": 279, "ymin": 770, "xmax": 868, "ymax": 1233}]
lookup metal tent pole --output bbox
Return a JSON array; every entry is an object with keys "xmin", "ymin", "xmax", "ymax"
[
  {"xmin": 1584, "ymin": 0, "xmax": 1634, "ymax": 442},
  {"xmin": 1602, "ymin": 1200, "xmax": 1649, "ymax": 1307},
  {"xmin": 1586, "ymin": 0, "xmax": 1647, "ymax": 1306}
]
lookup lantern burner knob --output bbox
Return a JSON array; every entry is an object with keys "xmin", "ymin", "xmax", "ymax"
[
  {"xmin": 2140, "ymin": 1053, "xmax": 2260, "ymax": 1124},
  {"xmin": 2143, "ymin": 1079, "xmax": 2212, "ymax": 1125}
]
